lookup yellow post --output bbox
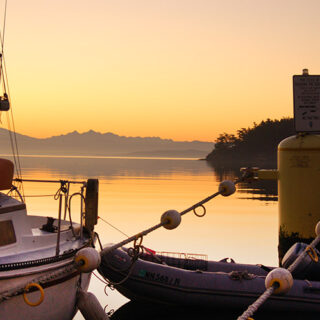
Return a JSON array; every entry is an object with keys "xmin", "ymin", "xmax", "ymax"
[{"xmin": 278, "ymin": 134, "xmax": 320, "ymax": 263}]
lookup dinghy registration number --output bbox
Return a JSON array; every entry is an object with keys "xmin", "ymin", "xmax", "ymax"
[{"xmin": 138, "ymin": 269, "xmax": 181, "ymax": 286}]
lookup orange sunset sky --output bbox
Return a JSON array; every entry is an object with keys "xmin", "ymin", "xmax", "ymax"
[{"xmin": 2, "ymin": 0, "xmax": 320, "ymax": 142}]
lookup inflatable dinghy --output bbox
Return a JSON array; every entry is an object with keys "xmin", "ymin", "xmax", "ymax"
[{"xmin": 98, "ymin": 243, "xmax": 320, "ymax": 313}]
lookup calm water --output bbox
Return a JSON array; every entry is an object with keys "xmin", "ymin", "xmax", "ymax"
[{"xmin": 7, "ymin": 155, "xmax": 279, "ymax": 319}]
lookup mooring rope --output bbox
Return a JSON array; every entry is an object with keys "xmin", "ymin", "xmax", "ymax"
[
  {"xmin": 98, "ymin": 169, "xmax": 255, "ymax": 293},
  {"xmin": 237, "ymin": 284, "xmax": 278, "ymax": 320},
  {"xmin": 101, "ymin": 172, "xmax": 249, "ymax": 255},
  {"xmin": 237, "ymin": 225, "xmax": 320, "ymax": 320}
]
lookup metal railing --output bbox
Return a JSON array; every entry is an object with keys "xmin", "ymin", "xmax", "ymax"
[{"xmin": 12, "ymin": 178, "xmax": 87, "ymax": 256}]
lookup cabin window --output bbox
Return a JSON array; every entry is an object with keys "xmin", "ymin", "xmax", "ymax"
[{"xmin": 0, "ymin": 220, "xmax": 16, "ymax": 246}]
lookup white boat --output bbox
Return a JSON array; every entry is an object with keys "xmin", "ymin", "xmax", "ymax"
[
  {"xmin": 0, "ymin": 10, "xmax": 101, "ymax": 316},
  {"xmin": 0, "ymin": 159, "xmax": 100, "ymax": 319}
]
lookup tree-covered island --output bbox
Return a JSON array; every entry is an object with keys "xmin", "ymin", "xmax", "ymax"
[{"xmin": 206, "ymin": 118, "xmax": 295, "ymax": 168}]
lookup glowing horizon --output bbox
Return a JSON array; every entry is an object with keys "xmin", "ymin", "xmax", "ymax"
[{"xmin": 1, "ymin": 0, "xmax": 319, "ymax": 142}]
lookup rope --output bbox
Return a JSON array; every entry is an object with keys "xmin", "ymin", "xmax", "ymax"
[
  {"xmin": 98, "ymin": 216, "xmax": 129, "ymax": 238},
  {"xmin": 97, "ymin": 217, "xmax": 167, "ymax": 262},
  {"xmin": 2, "ymin": 58, "xmax": 24, "ymax": 197},
  {"xmin": 101, "ymin": 223, "xmax": 165, "ymax": 254},
  {"xmin": 100, "ymin": 243, "xmax": 141, "ymax": 287},
  {"xmin": 0, "ymin": 0, "xmax": 7, "ymax": 92},
  {"xmin": 237, "ymin": 233, "xmax": 320, "ymax": 319},
  {"xmin": 17, "ymin": 194, "xmax": 56, "ymax": 198},
  {"xmin": 92, "ymin": 271, "xmax": 109, "ymax": 285},
  {"xmin": 100, "ymin": 171, "xmax": 252, "ymax": 255},
  {"xmin": 181, "ymin": 174, "xmax": 247, "ymax": 217},
  {"xmin": 98, "ymin": 171, "xmax": 253, "ymax": 288},
  {"xmin": 0, "ymin": 0, "xmax": 25, "ymax": 199},
  {"xmin": 180, "ymin": 191, "xmax": 220, "ymax": 217},
  {"xmin": 97, "ymin": 217, "xmax": 167, "ymax": 264},
  {"xmin": 67, "ymin": 192, "xmax": 85, "ymax": 237},
  {"xmin": 237, "ymin": 284, "xmax": 278, "ymax": 320},
  {"xmin": 0, "ymin": 39, "xmax": 25, "ymax": 199},
  {"xmin": 13, "ymin": 178, "xmax": 86, "ymax": 185}
]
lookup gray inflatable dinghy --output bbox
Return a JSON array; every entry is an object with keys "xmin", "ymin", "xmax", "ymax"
[{"xmin": 98, "ymin": 243, "xmax": 320, "ymax": 312}]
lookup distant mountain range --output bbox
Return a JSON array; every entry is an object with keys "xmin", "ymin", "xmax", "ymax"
[{"xmin": 0, "ymin": 129, "xmax": 214, "ymax": 158}]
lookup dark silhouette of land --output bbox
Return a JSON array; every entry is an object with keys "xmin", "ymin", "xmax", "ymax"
[
  {"xmin": 0, "ymin": 129, "xmax": 214, "ymax": 158},
  {"xmin": 206, "ymin": 118, "xmax": 295, "ymax": 168}
]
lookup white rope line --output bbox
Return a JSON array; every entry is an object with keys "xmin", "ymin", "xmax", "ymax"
[
  {"xmin": 237, "ymin": 285, "xmax": 277, "ymax": 320},
  {"xmin": 101, "ymin": 187, "xmax": 228, "ymax": 255},
  {"xmin": 237, "ymin": 233, "xmax": 320, "ymax": 319},
  {"xmin": 100, "ymin": 175, "xmax": 250, "ymax": 255}
]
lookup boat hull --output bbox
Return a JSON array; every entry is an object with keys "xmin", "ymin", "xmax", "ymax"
[
  {"xmin": 98, "ymin": 246, "xmax": 320, "ymax": 312},
  {"xmin": 0, "ymin": 262, "xmax": 91, "ymax": 320}
]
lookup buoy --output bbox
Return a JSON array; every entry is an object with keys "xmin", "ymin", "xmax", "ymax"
[
  {"xmin": 161, "ymin": 210, "xmax": 181, "ymax": 230},
  {"xmin": 77, "ymin": 289, "xmax": 109, "ymax": 320},
  {"xmin": 75, "ymin": 247, "xmax": 101, "ymax": 273},
  {"xmin": 265, "ymin": 268, "xmax": 293, "ymax": 295},
  {"xmin": 218, "ymin": 180, "xmax": 236, "ymax": 196}
]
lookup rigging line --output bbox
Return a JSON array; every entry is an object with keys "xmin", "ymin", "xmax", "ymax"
[
  {"xmin": 98, "ymin": 216, "xmax": 129, "ymax": 238},
  {"xmin": 3, "ymin": 58, "xmax": 23, "ymax": 178},
  {"xmin": 2, "ymin": 57, "xmax": 25, "ymax": 199},
  {"xmin": 0, "ymin": 2, "xmax": 5, "ymax": 117},
  {"xmin": 5, "ymin": 97, "xmax": 23, "ymax": 182},
  {"xmin": 5, "ymin": 113, "xmax": 19, "ymax": 179},
  {"xmin": 5, "ymin": 114, "xmax": 24, "ymax": 199},
  {"xmin": 0, "ymin": 2, "xmax": 23, "ymax": 198},
  {"xmin": 92, "ymin": 271, "xmax": 109, "ymax": 285},
  {"xmin": 0, "ymin": 0, "xmax": 7, "ymax": 93},
  {"xmin": 1, "ymin": 0, "xmax": 7, "ymax": 55}
]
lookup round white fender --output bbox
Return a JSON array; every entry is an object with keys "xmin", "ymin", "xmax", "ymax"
[
  {"xmin": 265, "ymin": 267, "xmax": 293, "ymax": 295},
  {"xmin": 218, "ymin": 180, "xmax": 236, "ymax": 196},
  {"xmin": 161, "ymin": 210, "xmax": 181, "ymax": 230},
  {"xmin": 75, "ymin": 247, "xmax": 101, "ymax": 273}
]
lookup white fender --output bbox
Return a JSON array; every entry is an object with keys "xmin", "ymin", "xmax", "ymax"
[
  {"xmin": 77, "ymin": 289, "xmax": 109, "ymax": 320},
  {"xmin": 265, "ymin": 268, "xmax": 293, "ymax": 295},
  {"xmin": 75, "ymin": 247, "xmax": 101, "ymax": 273},
  {"xmin": 161, "ymin": 210, "xmax": 181, "ymax": 230}
]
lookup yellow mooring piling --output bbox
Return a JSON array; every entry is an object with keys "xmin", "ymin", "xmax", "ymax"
[
  {"xmin": 277, "ymin": 134, "xmax": 320, "ymax": 262},
  {"xmin": 255, "ymin": 69, "xmax": 320, "ymax": 264}
]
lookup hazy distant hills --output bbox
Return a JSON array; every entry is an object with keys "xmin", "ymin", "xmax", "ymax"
[{"xmin": 0, "ymin": 129, "xmax": 214, "ymax": 158}]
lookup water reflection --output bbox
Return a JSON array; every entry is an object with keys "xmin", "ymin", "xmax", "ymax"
[
  {"xmin": 111, "ymin": 301, "xmax": 313, "ymax": 320},
  {"xmin": 212, "ymin": 165, "xmax": 278, "ymax": 202},
  {"xmin": 237, "ymin": 179, "xmax": 278, "ymax": 202},
  {"xmin": 0, "ymin": 155, "xmax": 280, "ymax": 319},
  {"xmin": 4, "ymin": 155, "xmax": 278, "ymax": 203},
  {"xmin": 4, "ymin": 155, "xmax": 213, "ymax": 180}
]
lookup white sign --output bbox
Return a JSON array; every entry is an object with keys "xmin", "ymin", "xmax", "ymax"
[{"xmin": 293, "ymin": 75, "xmax": 320, "ymax": 132}]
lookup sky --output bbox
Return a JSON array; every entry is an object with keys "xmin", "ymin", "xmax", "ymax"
[{"xmin": 1, "ymin": 0, "xmax": 320, "ymax": 142}]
